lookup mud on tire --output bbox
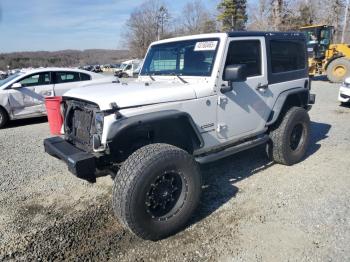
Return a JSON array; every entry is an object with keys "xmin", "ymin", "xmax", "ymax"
[
  {"xmin": 268, "ymin": 107, "xmax": 310, "ymax": 166},
  {"xmin": 112, "ymin": 143, "xmax": 202, "ymax": 240}
]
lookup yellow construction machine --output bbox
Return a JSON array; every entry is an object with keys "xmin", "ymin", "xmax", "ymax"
[{"xmin": 300, "ymin": 24, "xmax": 350, "ymax": 82}]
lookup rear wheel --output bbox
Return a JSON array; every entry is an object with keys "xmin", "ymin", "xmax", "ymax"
[
  {"xmin": 326, "ymin": 58, "xmax": 350, "ymax": 83},
  {"xmin": 112, "ymin": 143, "xmax": 202, "ymax": 240},
  {"xmin": 268, "ymin": 107, "xmax": 310, "ymax": 166},
  {"xmin": 0, "ymin": 107, "xmax": 9, "ymax": 128}
]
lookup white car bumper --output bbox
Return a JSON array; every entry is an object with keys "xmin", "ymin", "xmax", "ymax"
[{"xmin": 338, "ymin": 85, "xmax": 350, "ymax": 103}]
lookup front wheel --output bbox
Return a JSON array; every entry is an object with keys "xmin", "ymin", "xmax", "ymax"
[
  {"xmin": 112, "ymin": 143, "xmax": 202, "ymax": 240},
  {"xmin": 268, "ymin": 107, "xmax": 310, "ymax": 166},
  {"xmin": 0, "ymin": 107, "xmax": 9, "ymax": 128}
]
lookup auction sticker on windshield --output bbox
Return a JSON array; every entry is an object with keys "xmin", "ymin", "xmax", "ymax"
[{"xmin": 194, "ymin": 41, "xmax": 218, "ymax": 51}]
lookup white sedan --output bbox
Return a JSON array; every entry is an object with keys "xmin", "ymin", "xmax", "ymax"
[
  {"xmin": 0, "ymin": 68, "xmax": 116, "ymax": 127},
  {"xmin": 338, "ymin": 77, "xmax": 350, "ymax": 105}
]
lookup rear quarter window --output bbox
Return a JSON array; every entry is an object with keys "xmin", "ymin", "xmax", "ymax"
[
  {"xmin": 270, "ymin": 40, "xmax": 306, "ymax": 73},
  {"xmin": 80, "ymin": 73, "xmax": 91, "ymax": 81},
  {"xmin": 55, "ymin": 72, "xmax": 80, "ymax": 83}
]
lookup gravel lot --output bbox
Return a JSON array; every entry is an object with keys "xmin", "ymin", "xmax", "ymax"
[{"xmin": 0, "ymin": 79, "xmax": 349, "ymax": 261}]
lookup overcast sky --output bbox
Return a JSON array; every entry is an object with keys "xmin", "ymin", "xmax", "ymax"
[{"xmin": 0, "ymin": 0, "xmax": 246, "ymax": 53}]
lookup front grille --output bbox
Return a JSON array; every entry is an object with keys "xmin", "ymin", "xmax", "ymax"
[
  {"xmin": 64, "ymin": 99, "xmax": 99, "ymax": 151},
  {"xmin": 73, "ymin": 108, "xmax": 94, "ymax": 145}
]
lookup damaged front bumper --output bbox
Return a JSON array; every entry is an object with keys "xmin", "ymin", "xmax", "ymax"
[{"xmin": 44, "ymin": 137, "xmax": 97, "ymax": 182}]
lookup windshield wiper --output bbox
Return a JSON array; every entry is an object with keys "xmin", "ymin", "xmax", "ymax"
[
  {"xmin": 171, "ymin": 73, "xmax": 188, "ymax": 84},
  {"xmin": 146, "ymin": 73, "xmax": 155, "ymax": 81}
]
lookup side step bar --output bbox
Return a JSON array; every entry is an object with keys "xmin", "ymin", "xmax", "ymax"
[{"xmin": 195, "ymin": 135, "xmax": 270, "ymax": 164}]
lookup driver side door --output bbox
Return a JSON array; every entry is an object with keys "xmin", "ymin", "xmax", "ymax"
[
  {"xmin": 216, "ymin": 37, "xmax": 272, "ymax": 141},
  {"xmin": 8, "ymin": 72, "xmax": 54, "ymax": 118}
]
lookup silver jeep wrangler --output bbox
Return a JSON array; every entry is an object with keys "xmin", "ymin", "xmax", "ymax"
[{"xmin": 44, "ymin": 32, "xmax": 315, "ymax": 240}]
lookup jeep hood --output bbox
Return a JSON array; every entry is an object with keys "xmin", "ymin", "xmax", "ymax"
[{"xmin": 63, "ymin": 81, "xmax": 197, "ymax": 110}]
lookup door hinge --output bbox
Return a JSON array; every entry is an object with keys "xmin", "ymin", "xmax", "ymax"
[
  {"xmin": 217, "ymin": 96, "xmax": 228, "ymax": 106},
  {"xmin": 217, "ymin": 123, "xmax": 227, "ymax": 133}
]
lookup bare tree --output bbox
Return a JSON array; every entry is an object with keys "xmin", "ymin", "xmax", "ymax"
[
  {"xmin": 319, "ymin": 0, "xmax": 346, "ymax": 41},
  {"xmin": 248, "ymin": 0, "xmax": 347, "ymax": 33},
  {"xmin": 270, "ymin": 0, "xmax": 284, "ymax": 30},
  {"xmin": 179, "ymin": 0, "xmax": 217, "ymax": 35},
  {"xmin": 248, "ymin": 0, "xmax": 291, "ymax": 31},
  {"xmin": 125, "ymin": 0, "xmax": 171, "ymax": 58},
  {"xmin": 247, "ymin": 0, "xmax": 270, "ymax": 30}
]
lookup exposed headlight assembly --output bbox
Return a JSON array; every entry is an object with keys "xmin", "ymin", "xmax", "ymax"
[
  {"xmin": 60, "ymin": 102, "xmax": 66, "ymax": 117},
  {"xmin": 95, "ymin": 112, "xmax": 104, "ymax": 132}
]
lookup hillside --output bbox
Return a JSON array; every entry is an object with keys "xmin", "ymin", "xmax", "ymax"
[{"xmin": 0, "ymin": 49, "xmax": 130, "ymax": 70}]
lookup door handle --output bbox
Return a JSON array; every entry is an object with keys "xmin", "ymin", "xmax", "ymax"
[{"xmin": 256, "ymin": 83, "xmax": 268, "ymax": 91}]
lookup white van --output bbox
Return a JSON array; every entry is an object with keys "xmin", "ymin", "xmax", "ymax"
[{"xmin": 114, "ymin": 59, "xmax": 142, "ymax": 78}]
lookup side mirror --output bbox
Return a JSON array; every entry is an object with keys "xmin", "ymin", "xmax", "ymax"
[
  {"xmin": 11, "ymin": 83, "xmax": 22, "ymax": 89},
  {"xmin": 223, "ymin": 64, "xmax": 247, "ymax": 82}
]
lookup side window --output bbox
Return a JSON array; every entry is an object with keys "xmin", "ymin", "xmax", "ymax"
[
  {"xmin": 55, "ymin": 72, "xmax": 80, "ymax": 84},
  {"xmin": 19, "ymin": 72, "xmax": 51, "ymax": 87},
  {"xmin": 225, "ymin": 40, "xmax": 261, "ymax": 77},
  {"xmin": 80, "ymin": 73, "xmax": 91, "ymax": 81},
  {"xmin": 44, "ymin": 73, "xmax": 51, "ymax": 84},
  {"xmin": 270, "ymin": 40, "xmax": 306, "ymax": 73}
]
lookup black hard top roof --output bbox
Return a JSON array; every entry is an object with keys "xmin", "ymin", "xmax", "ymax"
[{"xmin": 227, "ymin": 31, "xmax": 306, "ymax": 40}]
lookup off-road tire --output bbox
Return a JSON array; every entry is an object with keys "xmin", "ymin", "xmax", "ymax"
[
  {"xmin": 268, "ymin": 107, "xmax": 310, "ymax": 166},
  {"xmin": 0, "ymin": 107, "xmax": 9, "ymax": 128},
  {"xmin": 112, "ymin": 143, "xmax": 202, "ymax": 240},
  {"xmin": 326, "ymin": 58, "xmax": 350, "ymax": 83}
]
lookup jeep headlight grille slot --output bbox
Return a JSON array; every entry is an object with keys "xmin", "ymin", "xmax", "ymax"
[
  {"xmin": 63, "ymin": 98, "xmax": 102, "ymax": 152},
  {"xmin": 95, "ymin": 112, "xmax": 104, "ymax": 133}
]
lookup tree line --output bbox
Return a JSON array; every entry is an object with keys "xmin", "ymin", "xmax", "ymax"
[
  {"xmin": 0, "ymin": 50, "xmax": 129, "ymax": 71},
  {"xmin": 125, "ymin": 0, "xmax": 350, "ymax": 57}
]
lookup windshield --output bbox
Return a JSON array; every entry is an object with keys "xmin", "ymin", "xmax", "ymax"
[
  {"xmin": 0, "ymin": 73, "xmax": 21, "ymax": 88},
  {"xmin": 140, "ymin": 38, "xmax": 219, "ymax": 76},
  {"xmin": 120, "ymin": 63, "xmax": 128, "ymax": 70},
  {"xmin": 302, "ymin": 27, "xmax": 332, "ymax": 47}
]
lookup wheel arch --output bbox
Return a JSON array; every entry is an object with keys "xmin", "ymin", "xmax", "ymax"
[
  {"xmin": 106, "ymin": 110, "xmax": 203, "ymax": 162},
  {"xmin": 266, "ymin": 88, "xmax": 310, "ymax": 127}
]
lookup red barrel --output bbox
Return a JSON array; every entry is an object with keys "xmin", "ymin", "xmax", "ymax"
[{"xmin": 45, "ymin": 96, "xmax": 63, "ymax": 135}]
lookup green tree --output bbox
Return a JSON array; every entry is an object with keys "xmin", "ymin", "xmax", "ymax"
[{"xmin": 217, "ymin": 0, "xmax": 248, "ymax": 31}]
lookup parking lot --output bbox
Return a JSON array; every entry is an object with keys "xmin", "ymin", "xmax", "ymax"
[{"xmin": 0, "ymin": 79, "xmax": 349, "ymax": 261}]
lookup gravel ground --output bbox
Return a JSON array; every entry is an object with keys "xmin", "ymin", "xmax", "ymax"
[{"xmin": 0, "ymin": 80, "xmax": 349, "ymax": 261}]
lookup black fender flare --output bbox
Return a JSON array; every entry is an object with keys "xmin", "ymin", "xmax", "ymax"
[
  {"xmin": 266, "ymin": 87, "xmax": 310, "ymax": 126},
  {"xmin": 106, "ymin": 110, "xmax": 204, "ymax": 153}
]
